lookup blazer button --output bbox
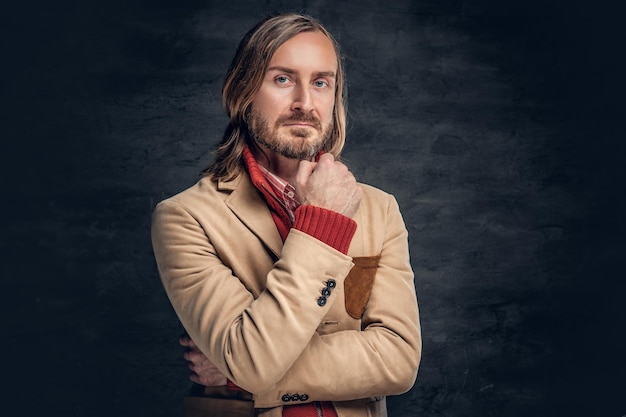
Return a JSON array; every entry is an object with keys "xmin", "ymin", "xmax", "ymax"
[
  {"xmin": 321, "ymin": 287, "xmax": 331, "ymax": 297},
  {"xmin": 317, "ymin": 296, "xmax": 327, "ymax": 307},
  {"xmin": 282, "ymin": 394, "xmax": 291, "ymax": 402},
  {"xmin": 300, "ymin": 394, "xmax": 309, "ymax": 401},
  {"xmin": 326, "ymin": 279, "xmax": 336, "ymax": 289},
  {"xmin": 290, "ymin": 394, "xmax": 301, "ymax": 402}
]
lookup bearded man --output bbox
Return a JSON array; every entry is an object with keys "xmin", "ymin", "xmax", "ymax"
[{"xmin": 151, "ymin": 12, "xmax": 422, "ymax": 417}]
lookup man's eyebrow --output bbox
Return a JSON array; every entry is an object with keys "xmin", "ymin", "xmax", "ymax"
[
  {"xmin": 315, "ymin": 71, "xmax": 336, "ymax": 78},
  {"xmin": 266, "ymin": 66, "xmax": 336, "ymax": 78}
]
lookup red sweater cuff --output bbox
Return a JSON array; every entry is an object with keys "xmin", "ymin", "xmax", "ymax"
[{"xmin": 293, "ymin": 205, "xmax": 357, "ymax": 254}]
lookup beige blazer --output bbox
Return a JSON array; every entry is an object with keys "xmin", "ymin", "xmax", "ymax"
[{"xmin": 151, "ymin": 171, "xmax": 422, "ymax": 417}]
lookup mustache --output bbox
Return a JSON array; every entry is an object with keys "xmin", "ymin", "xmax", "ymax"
[{"xmin": 276, "ymin": 113, "xmax": 322, "ymax": 129}]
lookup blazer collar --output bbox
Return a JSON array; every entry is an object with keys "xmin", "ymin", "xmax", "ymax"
[{"xmin": 218, "ymin": 172, "xmax": 283, "ymax": 257}]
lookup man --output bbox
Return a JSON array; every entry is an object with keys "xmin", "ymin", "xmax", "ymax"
[{"xmin": 151, "ymin": 13, "xmax": 421, "ymax": 417}]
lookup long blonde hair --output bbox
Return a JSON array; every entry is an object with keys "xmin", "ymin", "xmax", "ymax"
[{"xmin": 203, "ymin": 13, "xmax": 347, "ymax": 181}]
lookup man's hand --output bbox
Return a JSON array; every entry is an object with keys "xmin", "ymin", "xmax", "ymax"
[
  {"xmin": 179, "ymin": 334, "xmax": 227, "ymax": 386},
  {"xmin": 295, "ymin": 153, "xmax": 362, "ymax": 218}
]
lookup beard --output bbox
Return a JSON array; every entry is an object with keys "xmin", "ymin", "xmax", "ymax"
[{"xmin": 248, "ymin": 108, "xmax": 333, "ymax": 160}]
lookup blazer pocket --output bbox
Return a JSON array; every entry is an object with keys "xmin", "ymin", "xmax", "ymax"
[{"xmin": 344, "ymin": 255, "xmax": 380, "ymax": 319}]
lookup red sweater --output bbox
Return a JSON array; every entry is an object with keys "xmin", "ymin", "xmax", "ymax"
[{"xmin": 231, "ymin": 147, "xmax": 357, "ymax": 416}]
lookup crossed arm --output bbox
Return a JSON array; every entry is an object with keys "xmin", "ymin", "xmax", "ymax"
[{"xmin": 152, "ymin": 155, "xmax": 421, "ymax": 404}]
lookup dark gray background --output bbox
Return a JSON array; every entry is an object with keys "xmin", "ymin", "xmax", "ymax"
[{"xmin": 2, "ymin": 0, "xmax": 624, "ymax": 416}]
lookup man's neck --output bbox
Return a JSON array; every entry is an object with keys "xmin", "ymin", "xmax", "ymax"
[{"xmin": 251, "ymin": 145, "xmax": 302, "ymax": 186}]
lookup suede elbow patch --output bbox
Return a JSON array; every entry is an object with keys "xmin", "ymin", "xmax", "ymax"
[{"xmin": 344, "ymin": 255, "xmax": 380, "ymax": 319}]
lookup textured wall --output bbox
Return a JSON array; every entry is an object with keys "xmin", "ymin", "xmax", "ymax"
[{"xmin": 2, "ymin": 1, "xmax": 623, "ymax": 416}]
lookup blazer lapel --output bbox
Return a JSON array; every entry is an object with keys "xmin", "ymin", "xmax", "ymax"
[{"xmin": 220, "ymin": 172, "xmax": 283, "ymax": 257}]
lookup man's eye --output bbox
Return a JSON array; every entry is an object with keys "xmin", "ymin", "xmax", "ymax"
[{"xmin": 314, "ymin": 80, "xmax": 328, "ymax": 88}]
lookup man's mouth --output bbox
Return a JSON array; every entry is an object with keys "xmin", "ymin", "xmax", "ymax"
[
  {"xmin": 285, "ymin": 122, "xmax": 315, "ymax": 128},
  {"xmin": 277, "ymin": 114, "xmax": 321, "ymax": 131}
]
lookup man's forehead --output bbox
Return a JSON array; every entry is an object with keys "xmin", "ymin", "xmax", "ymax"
[{"xmin": 266, "ymin": 32, "xmax": 338, "ymax": 74}]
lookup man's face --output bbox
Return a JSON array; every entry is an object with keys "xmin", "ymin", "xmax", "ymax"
[{"xmin": 249, "ymin": 30, "xmax": 337, "ymax": 160}]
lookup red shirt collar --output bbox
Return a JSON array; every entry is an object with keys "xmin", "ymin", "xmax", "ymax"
[{"xmin": 242, "ymin": 146, "xmax": 297, "ymax": 224}]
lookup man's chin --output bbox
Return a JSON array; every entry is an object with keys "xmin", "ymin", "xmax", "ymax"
[
  {"xmin": 279, "ymin": 147, "xmax": 318, "ymax": 160},
  {"xmin": 287, "ymin": 127, "xmax": 314, "ymax": 139},
  {"xmin": 252, "ymin": 130, "xmax": 324, "ymax": 160}
]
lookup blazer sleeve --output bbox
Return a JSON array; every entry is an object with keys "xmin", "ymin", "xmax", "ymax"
[
  {"xmin": 253, "ymin": 193, "xmax": 422, "ymax": 407},
  {"xmin": 151, "ymin": 198, "xmax": 356, "ymax": 394}
]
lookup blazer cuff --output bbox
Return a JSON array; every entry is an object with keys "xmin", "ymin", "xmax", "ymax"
[{"xmin": 293, "ymin": 205, "xmax": 357, "ymax": 254}]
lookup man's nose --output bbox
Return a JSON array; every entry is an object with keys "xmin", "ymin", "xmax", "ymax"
[{"xmin": 290, "ymin": 84, "xmax": 314, "ymax": 113}]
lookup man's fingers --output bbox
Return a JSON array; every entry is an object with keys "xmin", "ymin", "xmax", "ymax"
[
  {"xmin": 190, "ymin": 372, "xmax": 228, "ymax": 386},
  {"xmin": 296, "ymin": 159, "xmax": 317, "ymax": 188},
  {"xmin": 294, "ymin": 153, "xmax": 361, "ymax": 216},
  {"xmin": 179, "ymin": 335, "xmax": 198, "ymax": 349},
  {"xmin": 180, "ymin": 336, "xmax": 227, "ymax": 387},
  {"xmin": 183, "ymin": 350, "xmax": 206, "ymax": 363},
  {"xmin": 317, "ymin": 152, "xmax": 335, "ymax": 163}
]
